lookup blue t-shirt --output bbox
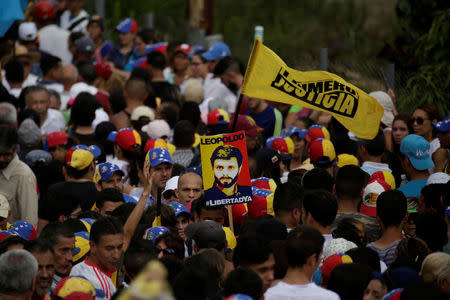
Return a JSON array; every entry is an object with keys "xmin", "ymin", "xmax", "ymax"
[
  {"xmin": 246, "ymin": 105, "xmax": 275, "ymax": 141},
  {"xmin": 107, "ymin": 46, "xmax": 140, "ymax": 70},
  {"xmin": 397, "ymin": 179, "xmax": 427, "ymax": 198}
]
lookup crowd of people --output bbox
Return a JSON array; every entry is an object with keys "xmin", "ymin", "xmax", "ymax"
[{"xmin": 0, "ymin": 1, "xmax": 449, "ymax": 300}]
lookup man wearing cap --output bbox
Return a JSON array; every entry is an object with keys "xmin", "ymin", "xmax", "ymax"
[
  {"xmin": 0, "ymin": 127, "xmax": 38, "ymax": 226},
  {"xmin": 107, "ymin": 18, "xmax": 140, "ymax": 71},
  {"xmin": 18, "ymin": 22, "xmax": 38, "ymax": 52},
  {"xmin": 87, "ymin": 15, "xmax": 113, "ymax": 61},
  {"xmin": 433, "ymin": 116, "xmax": 450, "ymax": 175},
  {"xmin": 33, "ymin": 1, "xmax": 72, "ymax": 65},
  {"xmin": 204, "ymin": 145, "xmax": 248, "ymax": 200},
  {"xmin": 59, "ymin": 0, "xmax": 90, "ymax": 33},
  {"xmin": 231, "ymin": 115, "xmax": 263, "ymax": 155},
  {"xmin": 308, "ymin": 138, "xmax": 337, "ymax": 177},
  {"xmin": 25, "ymin": 86, "xmax": 66, "ymax": 136},
  {"xmin": 398, "ymin": 134, "xmax": 435, "ymax": 198},
  {"xmin": 72, "ymin": 35, "xmax": 95, "ymax": 65},
  {"xmin": 245, "ymin": 96, "xmax": 283, "ymax": 142},
  {"xmin": 94, "ymin": 162, "xmax": 125, "ymax": 192},
  {"xmin": 38, "ymin": 145, "xmax": 98, "ymax": 230}
]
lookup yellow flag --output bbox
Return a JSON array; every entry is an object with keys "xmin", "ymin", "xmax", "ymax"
[{"xmin": 241, "ymin": 38, "xmax": 384, "ymax": 139}]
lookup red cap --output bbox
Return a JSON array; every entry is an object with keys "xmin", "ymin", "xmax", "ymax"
[
  {"xmin": 309, "ymin": 138, "xmax": 336, "ymax": 165},
  {"xmin": 229, "ymin": 115, "xmax": 263, "ymax": 137},
  {"xmin": 115, "ymin": 128, "xmax": 142, "ymax": 151},
  {"xmin": 175, "ymin": 43, "xmax": 192, "ymax": 56},
  {"xmin": 34, "ymin": 2, "xmax": 55, "ymax": 21},
  {"xmin": 231, "ymin": 204, "xmax": 247, "ymax": 225},
  {"xmin": 305, "ymin": 125, "xmax": 330, "ymax": 143},
  {"xmin": 94, "ymin": 62, "xmax": 112, "ymax": 80},
  {"xmin": 144, "ymin": 138, "xmax": 167, "ymax": 153},
  {"xmin": 46, "ymin": 132, "xmax": 69, "ymax": 149}
]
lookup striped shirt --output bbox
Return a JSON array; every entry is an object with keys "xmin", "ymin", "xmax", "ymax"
[{"xmin": 70, "ymin": 260, "xmax": 116, "ymax": 300}]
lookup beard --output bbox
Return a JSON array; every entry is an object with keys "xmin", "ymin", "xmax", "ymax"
[{"xmin": 215, "ymin": 174, "xmax": 239, "ymax": 189}]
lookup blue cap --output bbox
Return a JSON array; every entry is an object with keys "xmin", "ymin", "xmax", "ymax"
[
  {"xmin": 145, "ymin": 42, "xmax": 167, "ymax": 54},
  {"xmin": 143, "ymin": 226, "xmax": 169, "ymax": 243},
  {"xmin": 188, "ymin": 45, "xmax": 206, "ymax": 58},
  {"xmin": 115, "ymin": 18, "xmax": 138, "ymax": 33},
  {"xmin": 146, "ymin": 147, "xmax": 173, "ymax": 167},
  {"xmin": 201, "ymin": 42, "xmax": 231, "ymax": 61},
  {"xmin": 169, "ymin": 202, "xmax": 190, "ymax": 217},
  {"xmin": 400, "ymin": 134, "xmax": 434, "ymax": 171},
  {"xmin": 282, "ymin": 126, "xmax": 307, "ymax": 139},
  {"xmin": 93, "ymin": 162, "xmax": 124, "ymax": 183},
  {"xmin": 8, "ymin": 221, "xmax": 36, "ymax": 240},
  {"xmin": 432, "ymin": 115, "xmax": 450, "ymax": 132}
]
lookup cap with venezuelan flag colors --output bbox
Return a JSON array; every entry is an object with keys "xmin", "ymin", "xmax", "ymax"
[
  {"xmin": 247, "ymin": 186, "xmax": 274, "ymax": 220},
  {"xmin": 145, "ymin": 147, "xmax": 173, "ymax": 167},
  {"xmin": 336, "ymin": 153, "xmax": 359, "ymax": 167},
  {"xmin": 66, "ymin": 145, "xmax": 100, "ymax": 170},
  {"xmin": 308, "ymin": 138, "xmax": 336, "ymax": 165},
  {"xmin": 360, "ymin": 179, "xmax": 391, "ymax": 217},
  {"xmin": 266, "ymin": 135, "xmax": 295, "ymax": 154},
  {"xmin": 305, "ymin": 125, "xmax": 330, "ymax": 142},
  {"xmin": 93, "ymin": 162, "xmax": 124, "ymax": 184},
  {"xmin": 109, "ymin": 128, "xmax": 142, "ymax": 151},
  {"xmin": 73, "ymin": 231, "xmax": 90, "ymax": 263},
  {"xmin": 53, "ymin": 277, "xmax": 96, "ymax": 299},
  {"xmin": 144, "ymin": 138, "xmax": 168, "ymax": 153},
  {"xmin": 370, "ymin": 170, "xmax": 396, "ymax": 190},
  {"xmin": 208, "ymin": 109, "xmax": 230, "ymax": 125},
  {"xmin": 282, "ymin": 126, "xmax": 308, "ymax": 139}
]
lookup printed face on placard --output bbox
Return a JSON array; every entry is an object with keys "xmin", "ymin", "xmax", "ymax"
[{"xmin": 213, "ymin": 157, "xmax": 240, "ymax": 188}]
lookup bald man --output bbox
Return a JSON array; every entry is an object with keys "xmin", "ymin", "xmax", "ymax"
[
  {"xmin": 176, "ymin": 172, "xmax": 203, "ymax": 208},
  {"xmin": 61, "ymin": 64, "xmax": 78, "ymax": 110},
  {"xmin": 111, "ymin": 77, "xmax": 149, "ymax": 129}
]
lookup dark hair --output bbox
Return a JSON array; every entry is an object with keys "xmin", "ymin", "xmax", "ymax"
[
  {"xmin": 213, "ymin": 56, "xmax": 245, "ymax": 76},
  {"xmin": 399, "ymin": 281, "xmax": 445, "ymax": 300},
  {"xmin": 39, "ymin": 221, "xmax": 75, "ymax": 246},
  {"xmin": 25, "ymin": 239, "xmax": 55, "ymax": 256},
  {"xmin": 392, "ymin": 114, "xmax": 413, "ymax": 153},
  {"xmin": 154, "ymin": 232, "xmax": 185, "ymax": 260},
  {"xmin": 327, "ymin": 263, "xmax": 371, "ymax": 300},
  {"xmin": 332, "ymin": 218, "xmax": 367, "ymax": 247},
  {"xmin": 17, "ymin": 108, "xmax": 41, "ymax": 128},
  {"xmin": 137, "ymin": 28, "xmax": 160, "ymax": 44},
  {"xmin": 65, "ymin": 164, "xmax": 91, "ymax": 179},
  {"xmin": 159, "ymin": 103, "xmax": 179, "ymax": 128},
  {"xmin": 0, "ymin": 126, "xmax": 18, "ymax": 149},
  {"xmin": 40, "ymin": 54, "xmax": 61, "ymax": 76},
  {"xmin": 109, "ymin": 91, "xmax": 126, "ymax": 114},
  {"xmin": 95, "ymin": 121, "xmax": 117, "ymax": 156},
  {"xmin": 335, "ymin": 165, "xmax": 369, "ymax": 199},
  {"xmin": 285, "ymin": 225, "xmax": 324, "ymax": 268},
  {"xmin": 211, "ymin": 145, "xmax": 243, "ymax": 168},
  {"xmin": 393, "ymin": 237, "xmax": 430, "ymax": 272},
  {"xmin": 123, "ymin": 239, "xmax": 158, "ymax": 280},
  {"xmin": 232, "ymin": 233, "xmax": 272, "ymax": 268},
  {"xmin": 415, "ymin": 212, "xmax": 447, "ymax": 252},
  {"xmin": 90, "ymin": 216, "xmax": 123, "ymax": 244},
  {"xmin": 191, "ymin": 195, "xmax": 225, "ymax": 219},
  {"xmin": 147, "ymin": 51, "xmax": 166, "ymax": 70},
  {"xmin": 4, "ymin": 59, "xmax": 24, "ymax": 84},
  {"xmin": 77, "ymin": 62, "xmax": 97, "ymax": 84},
  {"xmin": 345, "ymin": 247, "xmax": 381, "ymax": 272},
  {"xmin": 303, "ymin": 190, "xmax": 338, "ymax": 227},
  {"xmin": 173, "ymin": 254, "xmax": 212, "ymax": 300},
  {"xmin": 191, "ymin": 52, "xmax": 207, "ymax": 63},
  {"xmin": 415, "ymin": 103, "xmax": 440, "ymax": 123},
  {"xmin": 159, "ymin": 255, "xmax": 184, "ymax": 287},
  {"xmin": 273, "ymin": 181, "xmax": 303, "ymax": 215},
  {"xmin": 179, "ymin": 101, "xmax": 201, "ymax": 128},
  {"xmin": 40, "ymin": 191, "xmax": 81, "ymax": 222},
  {"xmin": 376, "ymin": 190, "xmax": 407, "ymax": 227},
  {"xmin": 173, "ymin": 120, "xmax": 195, "ymax": 148},
  {"xmin": 302, "ymin": 168, "xmax": 334, "ymax": 192},
  {"xmin": 420, "ymin": 184, "xmax": 447, "ymax": 216},
  {"xmin": 69, "ymin": 32, "xmax": 85, "ymax": 45},
  {"xmin": 359, "ymin": 130, "xmax": 386, "ymax": 156},
  {"xmin": 69, "ymin": 92, "xmax": 101, "ymax": 128},
  {"xmin": 143, "ymin": 204, "xmax": 177, "ymax": 233},
  {"xmin": 110, "ymin": 202, "xmax": 136, "ymax": 225},
  {"xmin": 0, "ymin": 235, "xmax": 28, "ymax": 255},
  {"xmin": 223, "ymin": 268, "xmax": 263, "ymax": 300},
  {"xmin": 96, "ymin": 188, "xmax": 125, "ymax": 210}
]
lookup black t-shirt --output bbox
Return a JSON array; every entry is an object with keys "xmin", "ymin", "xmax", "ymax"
[
  {"xmin": 39, "ymin": 181, "xmax": 98, "ymax": 221},
  {"xmin": 150, "ymin": 81, "xmax": 181, "ymax": 104}
]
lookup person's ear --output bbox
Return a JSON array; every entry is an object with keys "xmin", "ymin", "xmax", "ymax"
[
  {"xmin": 95, "ymin": 182, "xmax": 102, "ymax": 192},
  {"xmin": 291, "ymin": 207, "xmax": 300, "ymax": 223},
  {"xmin": 194, "ymin": 213, "xmax": 200, "ymax": 223},
  {"xmin": 175, "ymin": 188, "xmax": 179, "ymax": 199},
  {"xmin": 57, "ymin": 215, "xmax": 67, "ymax": 222},
  {"xmin": 402, "ymin": 212, "xmax": 409, "ymax": 225}
]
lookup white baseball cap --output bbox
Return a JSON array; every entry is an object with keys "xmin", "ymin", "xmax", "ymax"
[
  {"xmin": 18, "ymin": 22, "xmax": 37, "ymax": 42},
  {"xmin": 0, "ymin": 194, "xmax": 10, "ymax": 219},
  {"xmin": 163, "ymin": 176, "xmax": 179, "ymax": 194}
]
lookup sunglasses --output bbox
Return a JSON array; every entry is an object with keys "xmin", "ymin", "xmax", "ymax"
[
  {"xmin": 410, "ymin": 117, "xmax": 428, "ymax": 125},
  {"xmin": 155, "ymin": 245, "xmax": 175, "ymax": 255}
]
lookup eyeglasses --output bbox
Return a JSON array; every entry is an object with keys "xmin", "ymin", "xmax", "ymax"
[
  {"xmin": 155, "ymin": 245, "xmax": 175, "ymax": 255},
  {"xmin": 410, "ymin": 117, "xmax": 428, "ymax": 125}
]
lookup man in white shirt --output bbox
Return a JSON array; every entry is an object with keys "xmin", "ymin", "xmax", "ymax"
[
  {"xmin": 70, "ymin": 216, "xmax": 123, "ymax": 300},
  {"xmin": 33, "ymin": 2, "xmax": 72, "ymax": 65},
  {"xmin": 264, "ymin": 226, "xmax": 340, "ymax": 300},
  {"xmin": 25, "ymin": 86, "xmax": 66, "ymax": 136},
  {"xmin": 59, "ymin": 0, "xmax": 90, "ymax": 33}
]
